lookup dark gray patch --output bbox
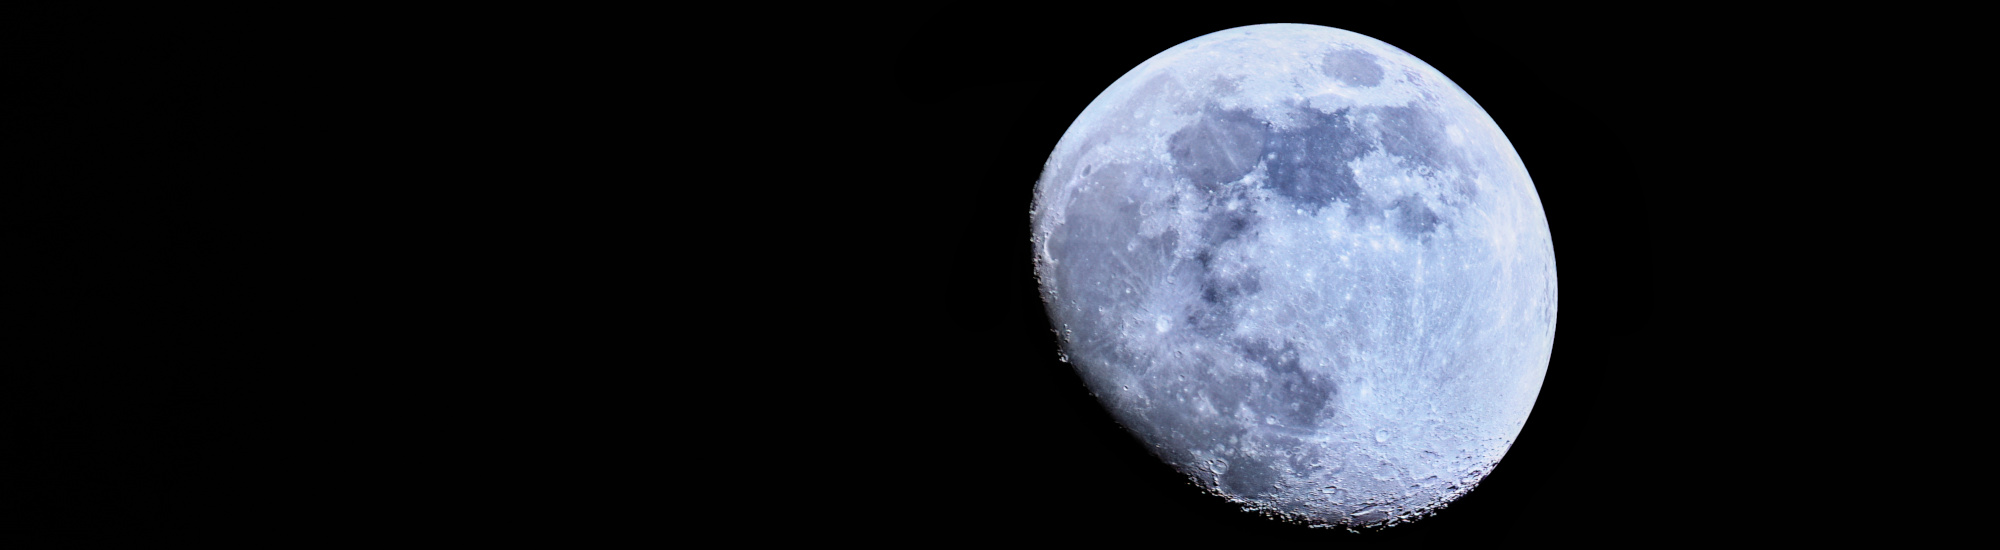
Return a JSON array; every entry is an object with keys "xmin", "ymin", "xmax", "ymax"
[
  {"xmin": 1199, "ymin": 205, "xmax": 1255, "ymax": 248},
  {"xmin": 1236, "ymin": 339, "xmax": 1335, "ymax": 427},
  {"xmin": 1220, "ymin": 451, "xmax": 1284, "ymax": 499},
  {"xmin": 1369, "ymin": 105, "xmax": 1450, "ymax": 175},
  {"xmin": 1198, "ymin": 269, "xmax": 1260, "ymax": 307},
  {"xmin": 1391, "ymin": 195, "xmax": 1441, "ymax": 240},
  {"xmin": 1168, "ymin": 181, "xmax": 1268, "ymax": 336},
  {"xmin": 1262, "ymin": 107, "xmax": 1373, "ymax": 213},
  {"xmin": 1170, "ymin": 107, "xmax": 1267, "ymax": 189},
  {"xmin": 1321, "ymin": 49, "xmax": 1384, "ymax": 87},
  {"xmin": 1185, "ymin": 249, "xmax": 1258, "ymax": 337}
]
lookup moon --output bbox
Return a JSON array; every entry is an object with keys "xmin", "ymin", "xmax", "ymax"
[{"xmin": 1030, "ymin": 24, "xmax": 1556, "ymax": 529}]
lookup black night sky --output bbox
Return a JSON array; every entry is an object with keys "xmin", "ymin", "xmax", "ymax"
[{"xmin": 9, "ymin": 4, "xmax": 1942, "ymax": 544}]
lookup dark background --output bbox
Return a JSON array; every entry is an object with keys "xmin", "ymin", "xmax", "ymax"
[
  {"xmin": 7, "ymin": 4, "xmax": 1951, "ymax": 543},
  {"xmin": 7, "ymin": 7, "xmax": 240, "ymax": 541}
]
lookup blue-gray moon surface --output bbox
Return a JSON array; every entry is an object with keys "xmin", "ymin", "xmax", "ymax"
[{"xmin": 1030, "ymin": 24, "xmax": 1556, "ymax": 529}]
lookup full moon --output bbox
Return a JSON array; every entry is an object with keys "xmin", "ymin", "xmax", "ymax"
[{"xmin": 1030, "ymin": 24, "xmax": 1556, "ymax": 529}]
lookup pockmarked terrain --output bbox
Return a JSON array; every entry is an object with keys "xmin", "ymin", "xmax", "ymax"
[{"xmin": 1031, "ymin": 24, "xmax": 1556, "ymax": 529}]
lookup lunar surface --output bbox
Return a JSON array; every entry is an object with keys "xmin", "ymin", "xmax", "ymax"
[{"xmin": 1030, "ymin": 24, "xmax": 1556, "ymax": 529}]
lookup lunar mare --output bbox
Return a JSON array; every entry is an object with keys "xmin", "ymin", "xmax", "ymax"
[{"xmin": 1030, "ymin": 24, "xmax": 1555, "ymax": 529}]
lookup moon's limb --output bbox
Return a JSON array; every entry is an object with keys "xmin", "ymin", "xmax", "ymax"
[{"xmin": 1031, "ymin": 24, "xmax": 1555, "ymax": 529}]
